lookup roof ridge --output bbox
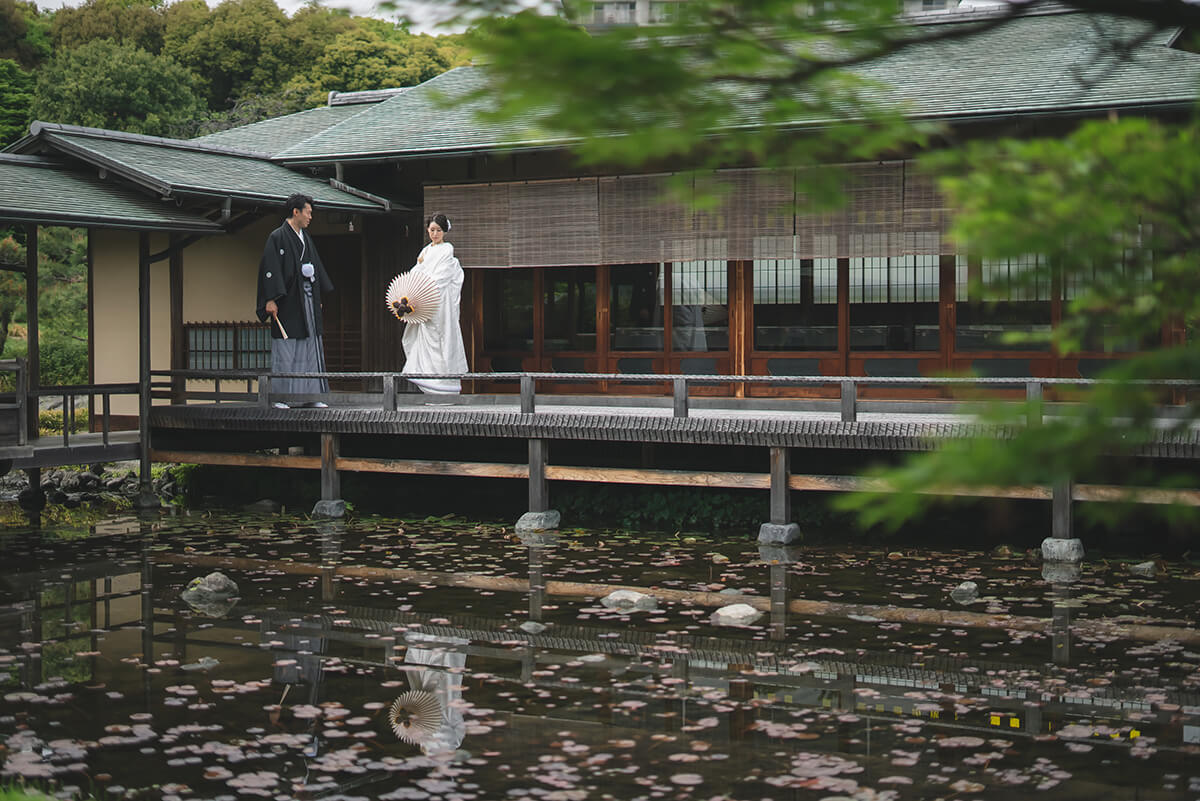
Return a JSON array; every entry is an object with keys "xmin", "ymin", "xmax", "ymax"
[
  {"xmin": 0, "ymin": 153, "xmax": 65, "ymax": 167},
  {"xmin": 270, "ymin": 67, "xmax": 480, "ymax": 161},
  {"xmin": 327, "ymin": 86, "xmax": 409, "ymax": 106},
  {"xmin": 30, "ymin": 121, "xmax": 273, "ymax": 160},
  {"xmin": 269, "ymin": 89, "xmax": 416, "ymax": 161}
]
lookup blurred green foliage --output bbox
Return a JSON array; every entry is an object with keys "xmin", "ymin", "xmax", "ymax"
[{"xmin": 452, "ymin": 0, "xmax": 1200, "ymax": 528}]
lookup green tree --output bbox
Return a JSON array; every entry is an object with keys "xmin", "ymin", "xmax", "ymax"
[
  {"xmin": 0, "ymin": 228, "xmax": 88, "ymax": 385},
  {"xmin": 31, "ymin": 39, "xmax": 203, "ymax": 136},
  {"xmin": 446, "ymin": 0, "xmax": 1200, "ymax": 525},
  {"xmin": 164, "ymin": 0, "xmax": 288, "ymax": 108},
  {"xmin": 0, "ymin": 58, "xmax": 34, "ymax": 147},
  {"xmin": 176, "ymin": 88, "xmax": 310, "ymax": 138},
  {"xmin": 0, "ymin": 0, "xmax": 50, "ymax": 68},
  {"xmin": 0, "ymin": 235, "xmax": 24, "ymax": 359},
  {"xmin": 161, "ymin": 0, "xmax": 211, "ymax": 57},
  {"xmin": 274, "ymin": 2, "xmax": 359, "ymax": 74},
  {"xmin": 51, "ymin": 0, "xmax": 166, "ymax": 55},
  {"xmin": 284, "ymin": 26, "xmax": 468, "ymax": 107}
]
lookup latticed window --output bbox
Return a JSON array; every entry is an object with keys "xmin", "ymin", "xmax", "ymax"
[
  {"xmin": 1063, "ymin": 225, "xmax": 1158, "ymax": 352},
  {"xmin": 846, "ymin": 233, "xmax": 940, "ymax": 351},
  {"xmin": 483, "ymin": 269, "xmax": 535, "ymax": 351},
  {"xmin": 184, "ymin": 323, "xmax": 271, "ymax": 370},
  {"xmin": 753, "ymin": 234, "xmax": 838, "ymax": 352},
  {"xmin": 544, "ymin": 267, "xmax": 597, "ymax": 352},
  {"xmin": 955, "ymin": 255, "xmax": 1052, "ymax": 351}
]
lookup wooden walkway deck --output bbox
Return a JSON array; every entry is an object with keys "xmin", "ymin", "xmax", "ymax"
[
  {"xmin": 150, "ymin": 393, "xmax": 1200, "ymax": 458},
  {"xmin": 1, "ymin": 430, "xmax": 140, "ymax": 471}
]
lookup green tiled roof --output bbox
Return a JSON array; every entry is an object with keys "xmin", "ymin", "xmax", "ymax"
[
  {"xmin": 274, "ymin": 11, "xmax": 1200, "ymax": 164},
  {"xmin": 275, "ymin": 66, "xmax": 560, "ymax": 163},
  {"xmin": 191, "ymin": 103, "xmax": 374, "ymax": 156},
  {"xmin": 27, "ymin": 123, "xmax": 389, "ymax": 212},
  {"xmin": 0, "ymin": 154, "xmax": 222, "ymax": 232}
]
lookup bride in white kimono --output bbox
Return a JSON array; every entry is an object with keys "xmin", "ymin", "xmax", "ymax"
[{"xmin": 402, "ymin": 214, "xmax": 468, "ymax": 394}]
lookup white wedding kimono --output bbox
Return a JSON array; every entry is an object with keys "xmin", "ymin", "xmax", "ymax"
[{"xmin": 401, "ymin": 242, "xmax": 468, "ymax": 394}]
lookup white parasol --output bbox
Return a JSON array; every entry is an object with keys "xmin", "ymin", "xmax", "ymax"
[
  {"xmin": 386, "ymin": 271, "xmax": 441, "ymax": 324},
  {"xmin": 387, "ymin": 690, "xmax": 443, "ymax": 745}
]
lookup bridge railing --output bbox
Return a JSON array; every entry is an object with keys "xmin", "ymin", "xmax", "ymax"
[
  {"xmin": 30, "ymin": 382, "xmax": 141, "ymax": 446},
  {"xmin": 150, "ymin": 369, "xmax": 1200, "ymax": 424}
]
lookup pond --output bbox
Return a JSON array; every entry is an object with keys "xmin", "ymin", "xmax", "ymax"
[{"xmin": 0, "ymin": 508, "xmax": 1197, "ymax": 800}]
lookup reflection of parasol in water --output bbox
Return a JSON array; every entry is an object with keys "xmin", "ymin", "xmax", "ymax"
[
  {"xmin": 386, "ymin": 271, "xmax": 441, "ymax": 324},
  {"xmin": 388, "ymin": 690, "xmax": 443, "ymax": 745}
]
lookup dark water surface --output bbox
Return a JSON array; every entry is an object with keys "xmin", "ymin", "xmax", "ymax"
[{"xmin": 0, "ymin": 509, "xmax": 1197, "ymax": 800}]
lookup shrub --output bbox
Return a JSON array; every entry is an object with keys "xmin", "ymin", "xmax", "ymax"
[{"xmin": 38, "ymin": 407, "xmax": 89, "ymax": 435}]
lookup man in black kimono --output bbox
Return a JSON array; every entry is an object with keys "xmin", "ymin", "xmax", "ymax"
[{"xmin": 256, "ymin": 193, "xmax": 334, "ymax": 409}]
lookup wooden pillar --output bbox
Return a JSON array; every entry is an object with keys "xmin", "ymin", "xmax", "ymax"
[
  {"xmin": 1052, "ymin": 479, "xmax": 1073, "ymax": 539},
  {"xmin": 939, "ymin": 254, "xmax": 955, "ymax": 376},
  {"xmin": 596, "ymin": 265, "xmax": 610, "ymax": 394},
  {"xmin": 141, "ymin": 536, "xmax": 155, "ymax": 703},
  {"xmin": 471, "ymin": 270, "xmax": 485, "ymax": 392},
  {"xmin": 769, "ymin": 562, "xmax": 787, "ymax": 641},
  {"xmin": 769, "ymin": 446, "xmax": 790, "ymax": 524},
  {"xmin": 528, "ymin": 438, "xmax": 548, "ymax": 513},
  {"xmin": 321, "ymin": 432, "xmax": 340, "ymax": 501},
  {"xmin": 520, "ymin": 375, "xmax": 535, "ymax": 414},
  {"xmin": 528, "ymin": 546, "xmax": 545, "ymax": 622},
  {"xmin": 672, "ymin": 377, "xmax": 688, "ymax": 418},
  {"xmin": 836, "ymin": 257, "xmax": 849, "ymax": 376},
  {"xmin": 532, "ymin": 269, "xmax": 545, "ymax": 368},
  {"xmin": 168, "ymin": 235, "xmax": 185, "ymax": 404},
  {"xmin": 1051, "ymin": 584, "xmax": 1071, "ymax": 666},
  {"xmin": 1026, "ymin": 382, "xmax": 1043, "ymax": 426},
  {"xmin": 730, "ymin": 260, "xmax": 747, "ymax": 397},
  {"xmin": 663, "ymin": 262, "xmax": 673, "ymax": 362},
  {"xmin": 840, "ymin": 380, "xmax": 857, "ymax": 423},
  {"xmin": 138, "ymin": 232, "xmax": 152, "ymax": 496},
  {"xmin": 759, "ymin": 446, "xmax": 800, "ymax": 544},
  {"xmin": 87, "ymin": 230, "xmax": 95, "ymax": 428},
  {"xmin": 24, "ymin": 224, "xmax": 37, "ymax": 442}
]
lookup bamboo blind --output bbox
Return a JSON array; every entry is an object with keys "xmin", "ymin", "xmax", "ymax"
[
  {"xmin": 599, "ymin": 173, "xmax": 694, "ymax": 264},
  {"xmin": 425, "ymin": 182, "xmax": 511, "ymax": 268},
  {"xmin": 901, "ymin": 165, "xmax": 955, "ymax": 254},
  {"xmin": 427, "ymin": 162, "xmax": 954, "ymax": 268}
]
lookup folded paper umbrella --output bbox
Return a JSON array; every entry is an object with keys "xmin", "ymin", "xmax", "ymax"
[
  {"xmin": 386, "ymin": 271, "xmax": 441, "ymax": 324},
  {"xmin": 388, "ymin": 690, "xmax": 443, "ymax": 744}
]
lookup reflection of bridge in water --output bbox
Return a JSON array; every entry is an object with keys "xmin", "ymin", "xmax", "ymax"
[{"xmin": 3, "ymin": 531, "xmax": 1196, "ymax": 763}]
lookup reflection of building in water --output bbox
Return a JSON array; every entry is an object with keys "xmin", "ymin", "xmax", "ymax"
[
  {"xmin": 3, "ymin": 545, "xmax": 1196, "ymax": 775},
  {"xmin": 404, "ymin": 632, "xmax": 469, "ymax": 755}
]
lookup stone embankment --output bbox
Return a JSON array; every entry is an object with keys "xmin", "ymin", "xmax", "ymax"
[{"xmin": 0, "ymin": 462, "xmax": 183, "ymax": 509}]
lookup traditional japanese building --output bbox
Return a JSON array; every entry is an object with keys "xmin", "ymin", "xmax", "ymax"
[{"xmin": 4, "ymin": 5, "xmax": 1199, "ymax": 413}]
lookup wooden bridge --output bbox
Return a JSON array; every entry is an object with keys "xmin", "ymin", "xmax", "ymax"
[
  {"xmin": 2, "ymin": 359, "xmax": 1197, "ymax": 545},
  {"xmin": 140, "ymin": 369, "xmax": 1200, "ymax": 547}
]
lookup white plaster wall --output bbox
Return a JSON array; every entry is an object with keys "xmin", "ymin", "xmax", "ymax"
[
  {"xmin": 182, "ymin": 217, "xmax": 274, "ymax": 323},
  {"xmin": 91, "ymin": 214, "xmax": 346, "ymax": 417},
  {"xmin": 91, "ymin": 229, "xmax": 170, "ymax": 416}
]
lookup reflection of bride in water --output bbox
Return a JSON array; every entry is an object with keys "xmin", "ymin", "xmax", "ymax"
[{"xmin": 393, "ymin": 632, "xmax": 469, "ymax": 755}]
